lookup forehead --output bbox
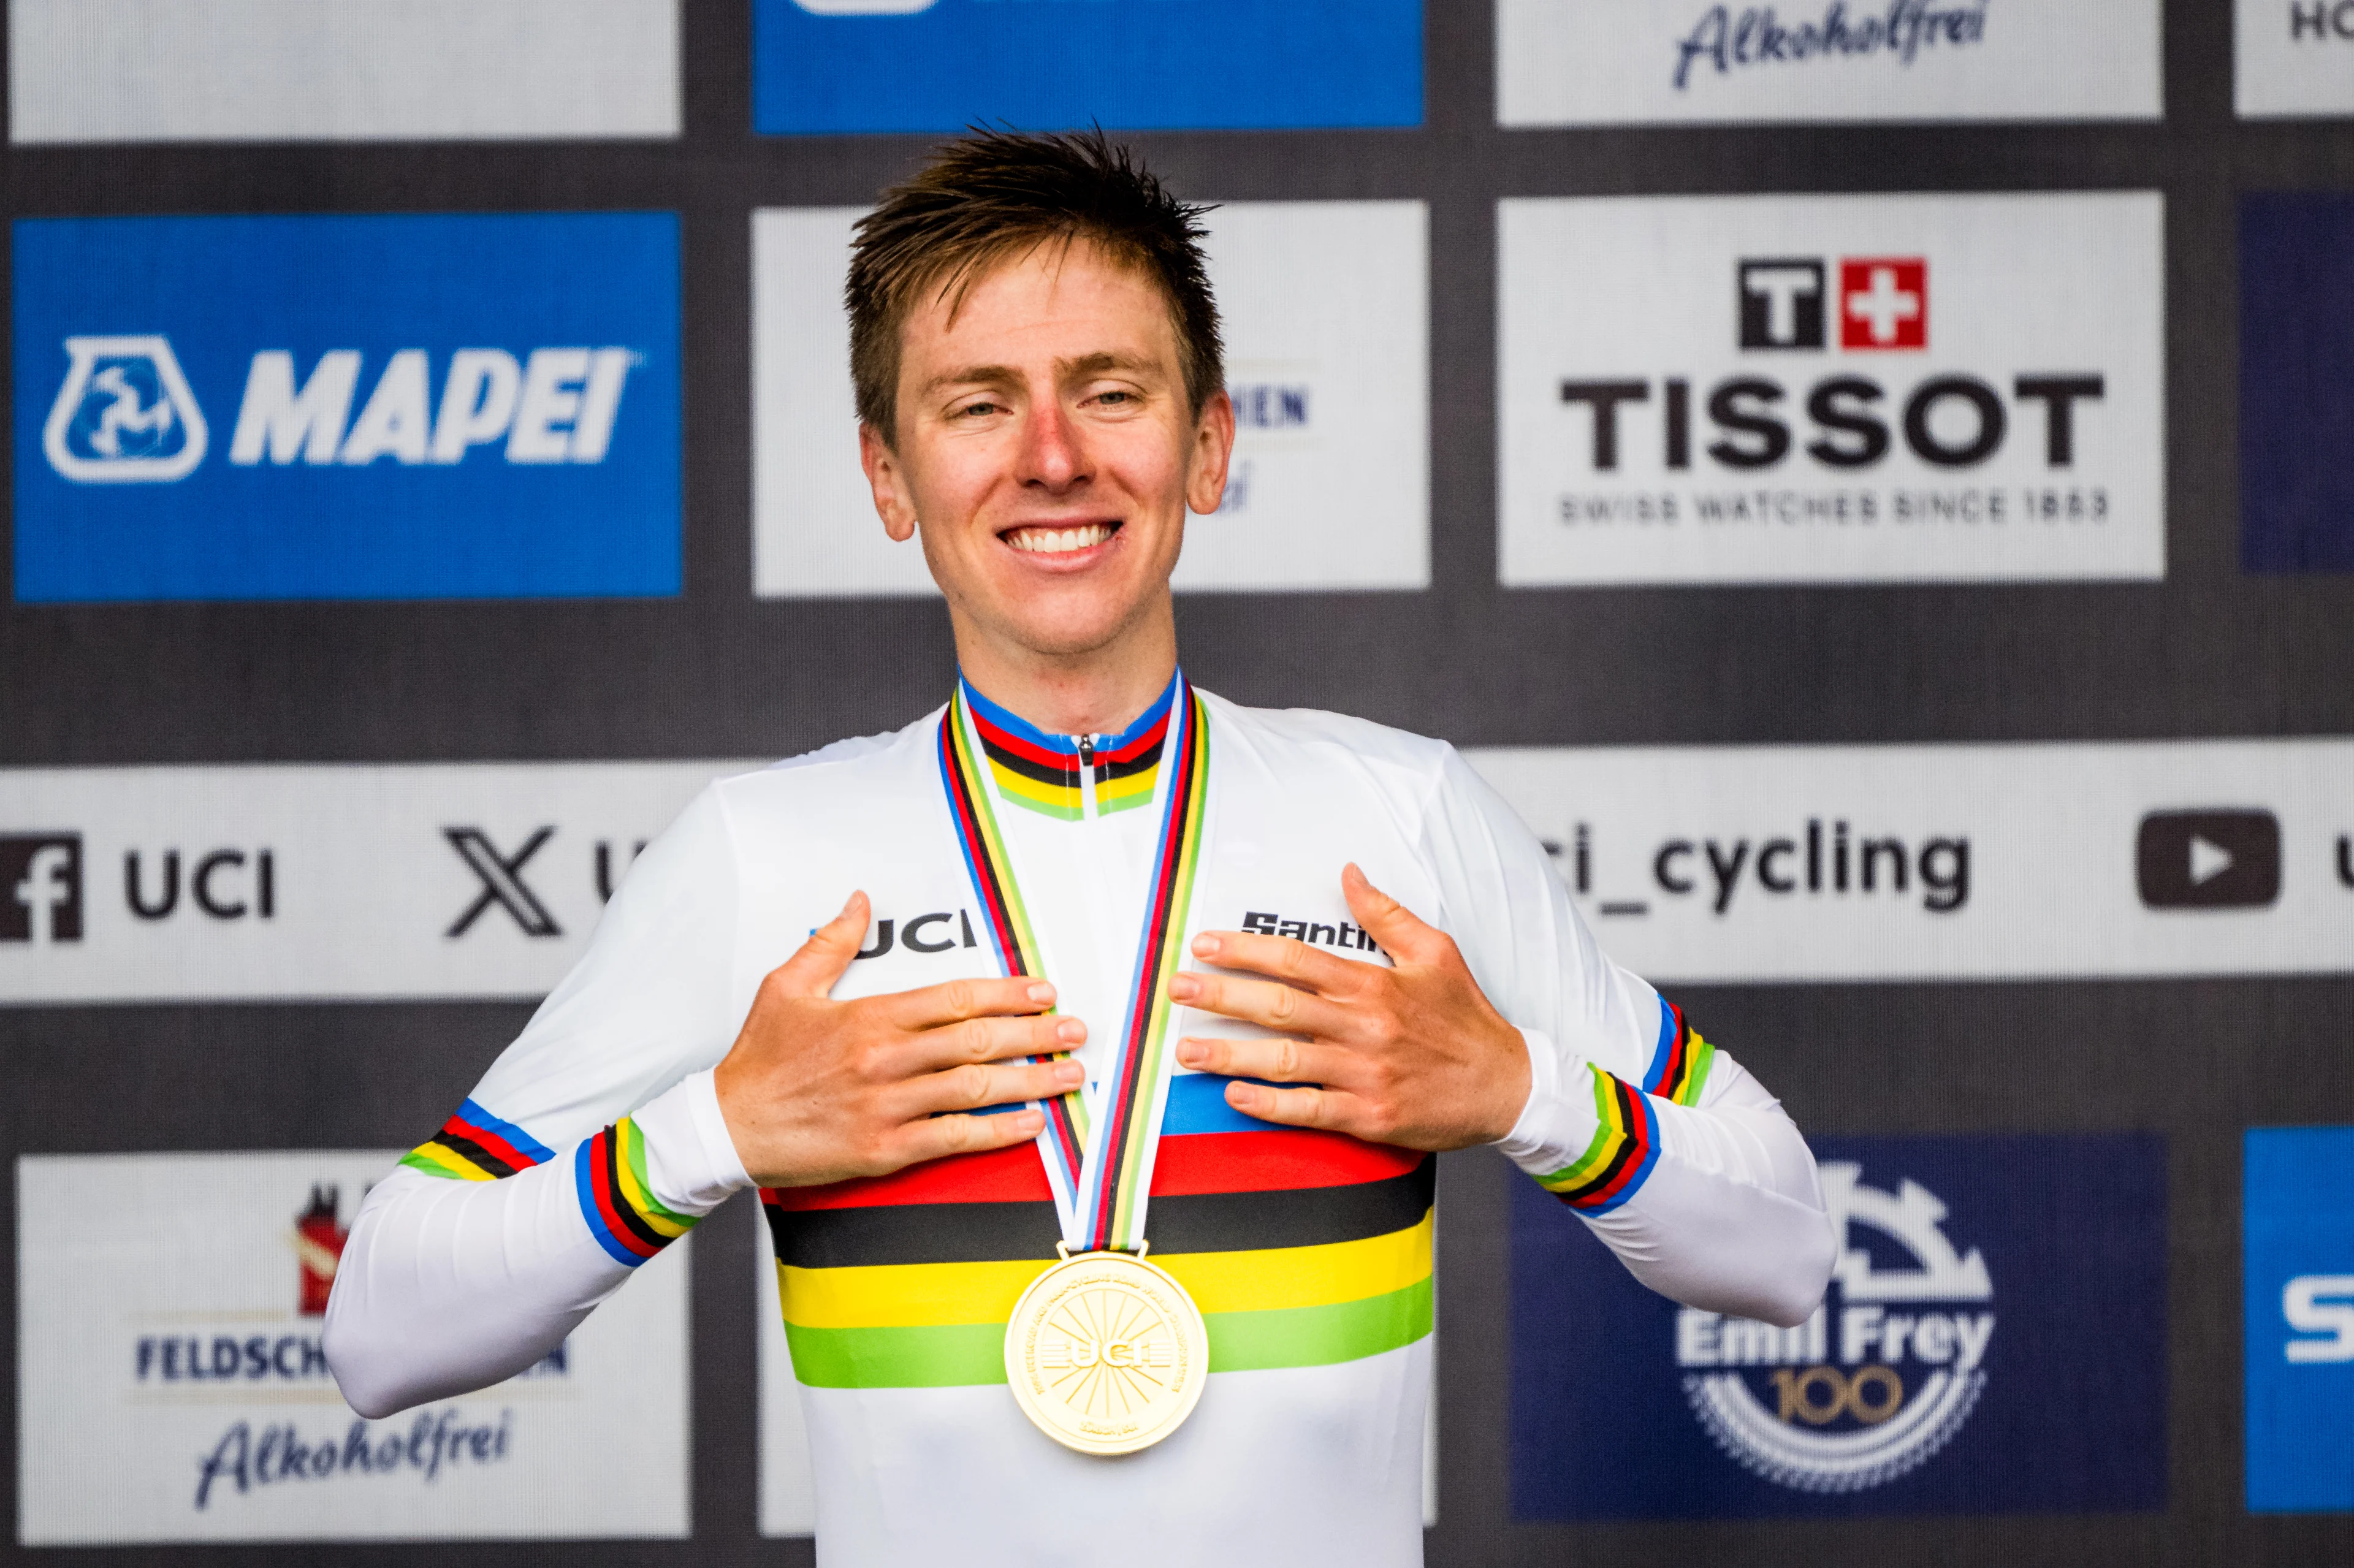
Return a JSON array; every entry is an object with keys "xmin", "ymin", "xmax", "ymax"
[{"xmin": 900, "ymin": 238, "xmax": 1182, "ymax": 369}]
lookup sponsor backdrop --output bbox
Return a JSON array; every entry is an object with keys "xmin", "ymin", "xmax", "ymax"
[{"xmin": 0, "ymin": 2, "xmax": 2350, "ymax": 1567}]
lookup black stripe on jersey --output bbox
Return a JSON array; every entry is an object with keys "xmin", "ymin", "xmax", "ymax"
[{"xmin": 763, "ymin": 1159, "xmax": 1434, "ymax": 1271}]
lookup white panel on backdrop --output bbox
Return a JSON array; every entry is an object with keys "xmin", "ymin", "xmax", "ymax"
[
  {"xmin": 1496, "ymin": 0, "xmax": 2162, "ymax": 126},
  {"xmin": 1470, "ymin": 739, "xmax": 2354, "ymax": 983},
  {"xmin": 17, "ymin": 1152, "xmax": 690, "ymax": 1543},
  {"xmin": 2237, "ymin": 0, "xmax": 2354, "ymax": 118},
  {"xmin": 752, "ymin": 202, "xmax": 1430, "ymax": 597},
  {"xmin": 0, "ymin": 762, "xmax": 760, "ymax": 1004},
  {"xmin": 1497, "ymin": 192, "xmax": 2165, "ymax": 586},
  {"xmin": 7, "ymin": 0, "xmax": 679, "ymax": 144}
]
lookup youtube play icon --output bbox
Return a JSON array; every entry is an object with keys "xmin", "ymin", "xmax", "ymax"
[{"xmin": 2136, "ymin": 810, "xmax": 2281, "ymax": 910}]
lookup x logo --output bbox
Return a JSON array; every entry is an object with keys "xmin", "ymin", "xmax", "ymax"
[{"xmin": 444, "ymin": 826, "xmax": 562, "ymax": 938}]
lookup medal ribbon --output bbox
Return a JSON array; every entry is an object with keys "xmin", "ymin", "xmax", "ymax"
[{"xmin": 938, "ymin": 674, "xmax": 1211, "ymax": 1254}]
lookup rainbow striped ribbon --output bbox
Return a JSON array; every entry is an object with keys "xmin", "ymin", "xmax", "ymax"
[{"xmin": 938, "ymin": 674, "xmax": 1211, "ymax": 1255}]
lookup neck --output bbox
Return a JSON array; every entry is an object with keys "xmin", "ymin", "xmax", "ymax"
[{"xmin": 950, "ymin": 598, "xmax": 1180, "ymax": 737}]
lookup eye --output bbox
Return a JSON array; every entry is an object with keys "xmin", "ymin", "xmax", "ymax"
[
  {"xmin": 1092, "ymin": 389, "xmax": 1135, "ymax": 406},
  {"xmin": 954, "ymin": 399, "xmax": 1003, "ymax": 419}
]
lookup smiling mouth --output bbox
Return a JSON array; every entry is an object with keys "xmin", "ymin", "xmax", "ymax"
[{"xmin": 1003, "ymin": 522, "xmax": 1119, "ymax": 555}]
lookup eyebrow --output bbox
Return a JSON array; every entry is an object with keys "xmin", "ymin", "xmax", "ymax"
[{"xmin": 921, "ymin": 352, "xmax": 1163, "ymax": 397}]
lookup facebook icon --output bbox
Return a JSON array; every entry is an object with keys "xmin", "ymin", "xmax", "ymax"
[{"xmin": 0, "ymin": 834, "xmax": 82, "ymax": 944}]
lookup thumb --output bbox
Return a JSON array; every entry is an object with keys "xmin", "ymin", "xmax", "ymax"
[
  {"xmin": 767, "ymin": 891, "xmax": 871, "ymax": 1000},
  {"xmin": 1341, "ymin": 863, "xmax": 1441, "ymax": 962}
]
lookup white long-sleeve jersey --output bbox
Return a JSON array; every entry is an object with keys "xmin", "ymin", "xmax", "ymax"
[{"xmin": 324, "ymin": 679, "xmax": 1835, "ymax": 1567}]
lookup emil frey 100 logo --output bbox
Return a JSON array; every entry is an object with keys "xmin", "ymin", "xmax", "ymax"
[
  {"xmin": 42, "ymin": 338, "xmax": 634, "ymax": 484},
  {"xmin": 1675, "ymin": 1161, "xmax": 1994, "ymax": 1492}
]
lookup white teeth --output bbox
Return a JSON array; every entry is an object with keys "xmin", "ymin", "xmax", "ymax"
[{"xmin": 1010, "ymin": 524, "xmax": 1112, "ymax": 554}]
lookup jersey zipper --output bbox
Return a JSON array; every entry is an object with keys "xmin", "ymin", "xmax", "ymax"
[{"xmin": 1076, "ymin": 735, "xmax": 1099, "ymax": 820}]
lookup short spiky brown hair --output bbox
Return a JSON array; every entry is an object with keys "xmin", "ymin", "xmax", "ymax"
[{"xmin": 847, "ymin": 127, "xmax": 1224, "ymax": 444}]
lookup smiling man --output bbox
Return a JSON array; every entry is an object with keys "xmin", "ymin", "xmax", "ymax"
[{"xmin": 324, "ymin": 131, "xmax": 1834, "ymax": 1567}]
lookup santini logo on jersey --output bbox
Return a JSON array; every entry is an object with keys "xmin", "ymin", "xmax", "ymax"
[
  {"xmin": 42, "ymin": 341, "xmax": 636, "ymax": 484},
  {"xmin": 1239, "ymin": 910, "xmax": 1386, "ymax": 956}
]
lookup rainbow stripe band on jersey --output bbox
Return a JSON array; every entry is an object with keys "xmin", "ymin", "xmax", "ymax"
[
  {"xmin": 764, "ymin": 1077, "xmax": 1434, "ymax": 1388},
  {"xmin": 576, "ymin": 1117, "xmax": 697, "ymax": 1267},
  {"xmin": 1534, "ymin": 1067, "xmax": 1661, "ymax": 1214},
  {"xmin": 959, "ymin": 677, "xmax": 1174, "ymax": 821},
  {"xmin": 941, "ymin": 671, "xmax": 1209, "ymax": 1255},
  {"xmin": 401, "ymin": 1098, "xmax": 554, "ymax": 1181},
  {"xmin": 1641, "ymin": 1000, "xmax": 1716, "ymax": 1108}
]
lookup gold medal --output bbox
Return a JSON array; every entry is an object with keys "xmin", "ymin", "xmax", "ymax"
[{"xmin": 1003, "ymin": 1246, "xmax": 1208, "ymax": 1456}]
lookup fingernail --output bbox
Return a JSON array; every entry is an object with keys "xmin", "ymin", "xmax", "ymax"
[
  {"xmin": 1192, "ymin": 934, "xmax": 1221, "ymax": 958},
  {"xmin": 1058, "ymin": 1062, "xmax": 1084, "ymax": 1085},
  {"xmin": 1057, "ymin": 1018, "xmax": 1086, "ymax": 1043},
  {"xmin": 1176, "ymin": 1038, "xmax": 1203, "ymax": 1066},
  {"xmin": 1028, "ymin": 983, "xmax": 1055, "ymax": 1005},
  {"xmin": 1168, "ymin": 975, "xmax": 1199, "ymax": 1000},
  {"xmin": 1226, "ymin": 1083, "xmax": 1255, "ymax": 1106}
]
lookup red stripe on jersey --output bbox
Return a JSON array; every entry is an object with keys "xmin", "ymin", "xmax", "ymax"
[
  {"xmin": 1149, "ymin": 1130, "xmax": 1424, "ymax": 1195},
  {"xmin": 763, "ymin": 1142, "xmax": 1052, "ymax": 1212}
]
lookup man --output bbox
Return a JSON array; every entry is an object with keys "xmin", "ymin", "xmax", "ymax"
[{"xmin": 324, "ymin": 130, "xmax": 1834, "ymax": 1566}]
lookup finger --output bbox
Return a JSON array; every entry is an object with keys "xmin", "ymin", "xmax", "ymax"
[
  {"xmin": 1341, "ymin": 863, "xmax": 1448, "ymax": 965},
  {"xmin": 897, "ymin": 1056, "xmax": 1086, "ymax": 1119},
  {"xmin": 1167, "ymin": 968, "xmax": 1352, "ymax": 1041},
  {"xmin": 1186, "ymin": 928, "xmax": 1366, "ymax": 996},
  {"xmin": 1224, "ymin": 1079, "xmax": 1374, "ymax": 1136},
  {"xmin": 897, "ymin": 1011, "xmax": 1086, "ymax": 1074},
  {"xmin": 764, "ymin": 891, "xmax": 873, "ymax": 1001},
  {"xmin": 878, "ymin": 973, "xmax": 1058, "ymax": 1030},
  {"xmin": 1175, "ymin": 1034, "xmax": 1368, "ymax": 1092},
  {"xmin": 888, "ymin": 1106, "xmax": 1050, "ymax": 1167}
]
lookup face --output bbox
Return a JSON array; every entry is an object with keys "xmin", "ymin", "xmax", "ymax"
[{"xmin": 859, "ymin": 239, "xmax": 1234, "ymax": 664}]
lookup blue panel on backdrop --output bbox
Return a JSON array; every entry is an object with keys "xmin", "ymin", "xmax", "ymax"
[
  {"xmin": 2242, "ymin": 193, "xmax": 2354, "ymax": 574},
  {"xmin": 751, "ymin": 0, "xmax": 1422, "ymax": 134},
  {"xmin": 1509, "ymin": 1132, "xmax": 2167, "ymax": 1520},
  {"xmin": 2244, "ymin": 1127, "xmax": 2354, "ymax": 1512},
  {"xmin": 12, "ymin": 213, "xmax": 680, "ymax": 603}
]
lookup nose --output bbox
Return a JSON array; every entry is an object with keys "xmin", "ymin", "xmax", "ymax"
[{"xmin": 1016, "ymin": 398, "xmax": 1088, "ymax": 493}]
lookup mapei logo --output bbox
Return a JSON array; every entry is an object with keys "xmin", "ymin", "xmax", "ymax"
[
  {"xmin": 1675, "ymin": 1161, "xmax": 1992, "ymax": 1493},
  {"xmin": 1737, "ymin": 257, "xmax": 1928, "ymax": 351},
  {"xmin": 43, "ymin": 337, "xmax": 207, "ymax": 482},
  {"xmin": 1560, "ymin": 245, "xmax": 2104, "ymax": 477},
  {"xmin": 1, "ymin": 834, "xmax": 83, "ymax": 945},
  {"xmin": 42, "ymin": 343, "xmax": 635, "ymax": 485}
]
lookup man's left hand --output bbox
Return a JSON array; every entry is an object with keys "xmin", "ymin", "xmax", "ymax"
[{"xmin": 1168, "ymin": 863, "xmax": 1532, "ymax": 1151}]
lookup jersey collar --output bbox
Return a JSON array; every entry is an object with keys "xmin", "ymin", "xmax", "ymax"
[{"xmin": 955, "ymin": 671, "xmax": 1181, "ymax": 821}]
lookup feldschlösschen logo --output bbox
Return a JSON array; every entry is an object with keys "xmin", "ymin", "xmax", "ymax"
[
  {"xmin": 1507, "ymin": 1132, "xmax": 2166, "ymax": 1519},
  {"xmin": 43, "ymin": 336, "xmax": 208, "ymax": 482},
  {"xmin": 1677, "ymin": 1160, "xmax": 1992, "ymax": 1492}
]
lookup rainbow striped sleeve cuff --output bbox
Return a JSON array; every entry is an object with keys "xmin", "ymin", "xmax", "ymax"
[
  {"xmin": 1529, "ymin": 1066, "xmax": 1662, "ymax": 1214},
  {"xmin": 400, "ymin": 1098, "xmax": 555, "ymax": 1181},
  {"xmin": 576, "ymin": 1117, "xmax": 699, "ymax": 1268},
  {"xmin": 1640, "ymin": 1000, "xmax": 1717, "ymax": 1108}
]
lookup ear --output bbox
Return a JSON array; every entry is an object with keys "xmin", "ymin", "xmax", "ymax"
[
  {"xmin": 859, "ymin": 422, "xmax": 919, "ymax": 543},
  {"xmin": 1184, "ymin": 387, "xmax": 1236, "ymax": 517}
]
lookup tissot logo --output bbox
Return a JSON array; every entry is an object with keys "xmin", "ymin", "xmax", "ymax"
[
  {"xmin": 1499, "ymin": 193, "xmax": 2165, "ymax": 586},
  {"xmin": 1, "ymin": 833, "xmax": 83, "ymax": 943},
  {"xmin": 2135, "ymin": 810, "xmax": 2282, "ymax": 910},
  {"xmin": 1737, "ymin": 259, "xmax": 1827, "ymax": 349},
  {"xmin": 1737, "ymin": 256, "xmax": 1928, "ymax": 351}
]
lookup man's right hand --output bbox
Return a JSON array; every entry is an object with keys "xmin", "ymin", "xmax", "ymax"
[{"xmin": 712, "ymin": 891, "xmax": 1083, "ymax": 1188}]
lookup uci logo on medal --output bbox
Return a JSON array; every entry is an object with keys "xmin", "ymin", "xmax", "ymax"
[{"xmin": 43, "ymin": 336, "xmax": 208, "ymax": 483}]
